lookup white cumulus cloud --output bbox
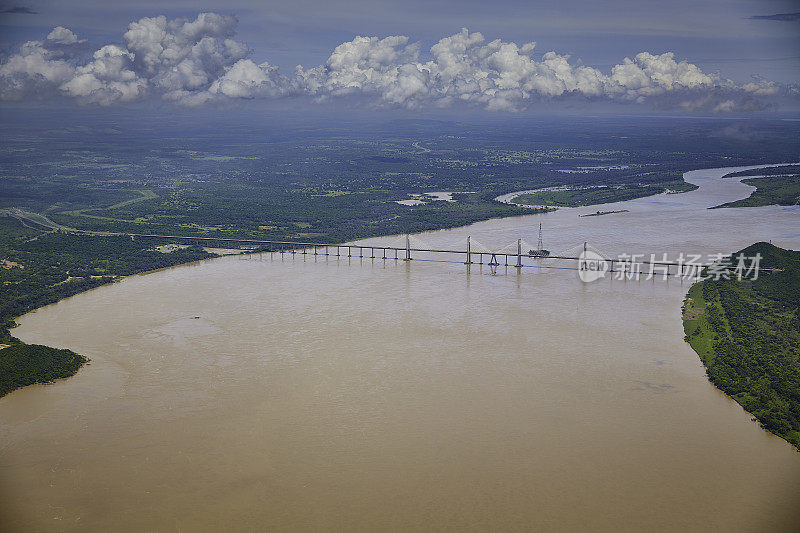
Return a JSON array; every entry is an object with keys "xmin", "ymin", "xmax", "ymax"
[
  {"xmin": 46, "ymin": 27, "xmax": 81, "ymax": 45},
  {"xmin": 0, "ymin": 13, "xmax": 792, "ymax": 112}
]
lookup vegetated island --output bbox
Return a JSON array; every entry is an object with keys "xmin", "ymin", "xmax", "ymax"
[
  {"xmin": 579, "ymin": 209, "xmax": 629, "ymax": 217},
  {"xmin": 511, "ymin": 180, "xmax": 695, "ymax": 208},
  {"xmin": 682, "ymin": 242, "xmax": 800, "ymax": 450},
  {"xmin": 721, "ymin": 165, "xmax": 800, "ymax": 179}
]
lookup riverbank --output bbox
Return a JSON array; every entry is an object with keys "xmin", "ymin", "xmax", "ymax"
[
  {"xmin": 494, "ymin": 180, "xmax": 696, "ymax": 209},
  {"xmin": 0, "ymin": 162, "xmax": 795, "ymax": 399},
  {"xmin": 713, "ymin": 174, "xmax": 800, "ymax": 208},
  {"xmin": 0, "ymin": 344, "xmax": 87, "ymax": 397},
  {"xmin": 0, "ymin": 219, "xmax": 216, "ymax": 397},
  {"xmin": 682, "ymin": 242, "xmax": 800, "ymax": 450},
  {"xmin": 0, "ymin": 199, "xmax": 536, "ymax": 398},
  {"xmin": 5, "ymin": 163, "xmax": 800, "ymax": 532}
]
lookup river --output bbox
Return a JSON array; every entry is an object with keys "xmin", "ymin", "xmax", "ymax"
[{"xmin": 1, "ymin": 165, "xmax": 799, "ymax": 531}]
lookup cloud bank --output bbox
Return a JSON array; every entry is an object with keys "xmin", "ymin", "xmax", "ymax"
[
  {"xmin": 749, "ymin": 12, "xmax": 800, "ymax": 22},
  {"xmin": 0, "ymin": 5, "xmax": 38, "ymax": 14},
  {"xmin": 0, "ymin": 12, "xmax": 790, "ymax": 112}
]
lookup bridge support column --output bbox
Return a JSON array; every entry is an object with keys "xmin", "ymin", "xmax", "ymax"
[
  {"xmin": 404, "ymin": 235, "xmax": 411, "ymax": 261},
  {"xmin": 465, "ymin": 236, "xmax": 472, "ymax": 264},
  {"xmin": 516, "ymin": 239, "xmax": 523, "ymax": 269}
]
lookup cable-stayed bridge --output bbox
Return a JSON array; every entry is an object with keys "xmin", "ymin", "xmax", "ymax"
[
  {"xmin": 6, "ymin": 208, "xmax": 771, "ymax": 279},
  {"xmin": 81, "ymin": 230, "xmax": 745, "ymax": 279}
]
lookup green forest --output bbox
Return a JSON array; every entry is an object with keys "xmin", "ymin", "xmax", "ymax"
[
  {"xmin": 715, "ymin": 174, "xmax": 800, "ymax": 208},
  {"xmin": 2, "ymin": 116, "xmax": 800, "ymax": 397},
  {"xmin": 0, "ymin": 344, "xmax": 87, "ymax": 397},
  {"xmin": 511, "ymin": 178, "xmax": 693, "ymax": 207},
  {"xmin": 0, "ymin": 215, "xmax": 213, "ymax": 397},
  {"xmin": 683, "ymin": 242, "xmax": 800, "ymax": 449}
]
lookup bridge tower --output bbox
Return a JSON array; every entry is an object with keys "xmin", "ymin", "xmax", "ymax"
[
  {"xmin": 404, "ymin": 234, "xmax": 411, "ymax": 261},
  {"xmin": 465, "ymin": 236, "xmax": 473, "ymax": 264},
  {"xmin": 516, "ymin": 238, "xmax": 523, "ymax": 268},
  {"xmin": 537, "ymin": 223, "xmax": 543, "ymax": 253}
]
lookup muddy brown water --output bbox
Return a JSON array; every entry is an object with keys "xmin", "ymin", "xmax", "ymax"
[{"xmin": 1, "ymin": 165, "xmax": 799, "ymax": 531}]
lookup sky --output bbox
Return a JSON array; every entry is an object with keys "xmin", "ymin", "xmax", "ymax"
[{"xmin": 0, "ymin": 0, "xmax": 798, "ymax": 114}]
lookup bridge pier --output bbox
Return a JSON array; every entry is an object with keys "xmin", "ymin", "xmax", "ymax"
[{"xmin": 92, "ymin": 233, "xmax": 723, "ymax": 278}]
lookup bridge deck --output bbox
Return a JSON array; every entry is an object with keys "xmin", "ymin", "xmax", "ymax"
[{"xmin": 61, "ymin": 230, "xmax": 743, "ymax": 271}]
